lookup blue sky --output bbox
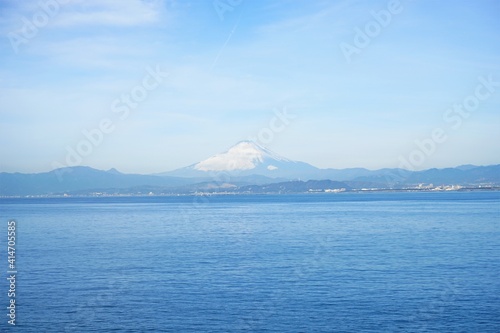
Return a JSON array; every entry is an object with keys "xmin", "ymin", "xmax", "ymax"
[{"xmin": 0, "ymin": 0, "xmax": 499, "ymax": 174}]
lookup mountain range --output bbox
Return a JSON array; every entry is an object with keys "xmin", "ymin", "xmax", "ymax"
[
  {"xmin": 1, "ymin": 141, "xmax": 499, "ymax": 196},
  {"xmin": 162, "ymin": 141, "xmax": 320, "ymax": 179}
]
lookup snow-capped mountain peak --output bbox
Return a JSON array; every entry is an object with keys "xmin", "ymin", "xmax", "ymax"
[
  {"xmin": 164, "ymin": 140, "xmax": 320, "ymax": 179},
  {"xmin": 194, "ymin": 141, "xmax": 290, "ymax": 172}
]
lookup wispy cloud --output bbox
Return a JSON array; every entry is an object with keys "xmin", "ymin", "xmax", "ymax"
[{"xmin": 52, "ymin": 0, "xmax": 166, "ymax": 27}]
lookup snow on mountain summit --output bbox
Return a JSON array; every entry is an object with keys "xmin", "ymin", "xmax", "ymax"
[
  {"xmin": 163, "ymin": 140, "xmax": 321, "ymax": 178},
  {"xmin": 194, "ymin": 141, "xmax": 290, "ymax": 172}
]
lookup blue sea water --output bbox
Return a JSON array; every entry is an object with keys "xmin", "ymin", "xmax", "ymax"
[{"xmin": 0, "ymin": 191, "xmax": 499, "ymax": 332}]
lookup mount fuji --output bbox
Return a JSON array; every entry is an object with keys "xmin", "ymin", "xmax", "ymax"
[
  {"xmin": 1, "ymin": 140, "xmax": 499, "ymax": 196},
  {"xmin": 158, "ymin": 141, "xmax": 500, "ymax": 186},
  {"xmin": 164, "ymin": 141, "xmax": 321, "ymax": 179}
]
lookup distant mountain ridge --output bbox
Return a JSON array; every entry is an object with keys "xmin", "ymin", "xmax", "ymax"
[
  {"xmin": 161, "ymin": 141, "xmax": 500, "ymax": 184},
  {"xmin": 1, "ymin": 141, "xmax": 499, "ymax": 196},
  {"xmin": 0, "ymin": 166, "xmax": 187, "ymax": 196}
]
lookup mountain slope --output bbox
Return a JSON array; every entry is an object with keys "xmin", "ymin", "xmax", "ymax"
[
  {"xmin": 164, "ymin": 141, "xmax": 320, "ymax": 179},
  {"xmin": 0, "ymin": 166, "xmax": 188, "ymax": 196}
]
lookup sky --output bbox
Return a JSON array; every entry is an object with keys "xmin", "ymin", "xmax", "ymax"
[{"xmin": 0, "ymin": 0, "xmax": 499, "ymax": 174}]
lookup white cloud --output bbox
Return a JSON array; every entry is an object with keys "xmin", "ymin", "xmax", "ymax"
[{"xmin": 53, "ymin": 0, "xmax": 166, "ymax": 27}]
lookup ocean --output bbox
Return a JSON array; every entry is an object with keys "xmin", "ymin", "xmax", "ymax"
[{"xmin": 1, "ymin": 191, "xmax": 499, "ymax": 332}]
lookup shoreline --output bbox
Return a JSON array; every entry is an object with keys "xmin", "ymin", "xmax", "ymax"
[{"xmin": 1, "ymin": 186, "xmax": 499, "ymax": 199}]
